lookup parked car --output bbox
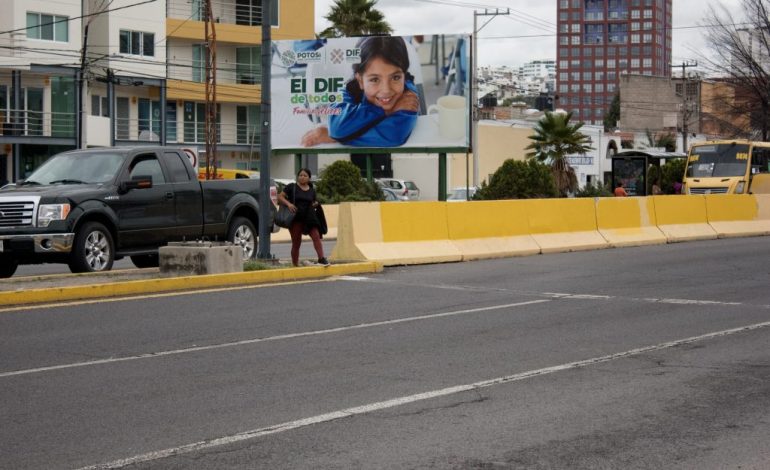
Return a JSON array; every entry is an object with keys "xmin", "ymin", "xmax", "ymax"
[
  {"xmin": 0, "ymin": 147, "xmax": 276, "ymax": 278},
  {"xmin": 376, "ymin": 178, "xmax": 420, "ymax": 200},
  {"xmin": 381, "ymin": 187, "xmax": 403, "ymax": 201},
  {"xmin": 446, "ymin": 186, "xmax": 479, "ymax": 202}
]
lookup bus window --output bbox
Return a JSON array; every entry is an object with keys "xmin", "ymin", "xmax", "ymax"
[
  {"xmin": 687, "ymin": 143, "xmax": 750, "ymax": 178},
  {"xmin": 751, "ymin": 148, "xmax": 770, "ymax": 174}
]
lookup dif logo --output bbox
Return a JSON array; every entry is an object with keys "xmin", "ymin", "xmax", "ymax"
[{"xmin": 345, "ymin": 48, "xmax": 361, "ymax": 63}]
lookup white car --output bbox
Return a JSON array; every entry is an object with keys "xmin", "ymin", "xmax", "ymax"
[
  {"xmin": 376, "ymin": 178, "xmax": 420, "ymax": 200},
  {"xmin": 446, "ymin": 186, "xmax": 478, "ymax": 201}
]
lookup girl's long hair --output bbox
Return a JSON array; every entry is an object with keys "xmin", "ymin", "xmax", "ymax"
[{"xmin": 346, "ymin": 36, "xmax": 414, "ymax": 103}]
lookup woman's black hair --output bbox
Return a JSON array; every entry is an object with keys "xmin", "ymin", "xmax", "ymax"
[
  {"xmin": 297, "ymin": 167, "xmax": 312, "ymax": 178},
  {"xmin": 346, "ymin": 36, "xmax": 414, "ymax": 103}
]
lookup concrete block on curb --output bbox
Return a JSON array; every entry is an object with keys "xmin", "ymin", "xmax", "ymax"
[{"xmin": 159, "ymin": 242, "xmax": 243, "ymax": 276}]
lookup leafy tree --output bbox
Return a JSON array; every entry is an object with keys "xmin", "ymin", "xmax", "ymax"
[
  {"xmin": 659, "ymin": 158, "xmax": 686, "ymax": 194},
  {"xmin": 644, "ymin": 130, "xmax": 677, "ymax": 152},
  {"xmin": 700, "ymin": 0, "xmax": 770, "ymax": 139},
  {"xmin": 319, "ymin": 0, "xmax": 392, "ymax": 38},
  {"xmin": 525, "ymin": 111, "xmax": 592, "ymax": 197},
  {"xmin": 315, "ymin": 160, "xmax": 382, "ymax": 203},
  {"xmin": 475, "ymin": 159, "xmax": 558, "ymax": 200},
  {"xmin": 603, "ymin": 93, "xmax": 620, "ymax": 131}
]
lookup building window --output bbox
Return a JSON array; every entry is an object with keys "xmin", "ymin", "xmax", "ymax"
[
  {"xmin": 643, "ymin": 33, "xmax": 652, "ymax": 43},
  {"xmin": 571, "ymin": 35, "xmax": 581, "ymax": 45},
  {"xmin": 560, "ymin": 72, "xmax": 569, "ymax": 81},
  {"xmin": 559, "ymin": 60, "xmax": 569, "ymax": 68},
  {"xmin": 237, "ymin": 105, "xmax": 260, "ymax": 144},
  {"xmin": 183, "ymin": 101, "xmax": 220, "ymax": 143},
  {"xmin": 643, "ymin": 9, "xmax": 652, "ymax": 18},
  {"xmin": 236, "ymin": 46, "xmax": 262, "ymax": 84},
  {"xmin": 595, "ymin": 71, "xmax": 605, "ymax": 81},
  {"xmin": 91, "ymin": 95, "xmax": 109, "ymax": 117},
  {"xmin": 631, "ymin": 34, "xmax": 640, "ymax": 44},
  {"xmin": 595, "ymin": 59, "xmax": 604, "ymax": 67},
  {"xmin": 631, "ymin": 22, "xmax": 640, "ymax": 31},
  {"xmin": 631, "ymin": 10, "xmax": 640, "ymax": 19},
  {"xmin": 643, "ymin": 58, "xmax": 652, "ymax": 68},
  {"xmin": 116, "ymin": 97, "xmax": 130, "ymax": 140},
  {"xmin": 192, "ymin": 44, "xmax": 204, "ymax": 83},
  {"xmin": 559, "ymin": 84, "xmax": 569, "ymax": 93},
  {"xmin": 560, "ymin": 0, "xmax": 569, "ymax": 7},
  {"xmin": 643, "ymin": 21, "xmax": 652, "ymax": 30},
  {"xmin": 571, "ymin": 23, "xmax": 580, "ymax": 33},
  {"xmin": 595, "ymin": 83, "xmax": 604, "ymax": 93},
  {"xmin": 560, "ymin": 36, "xmax": 569, "ymax": 45},
  {"xmin": 26, "ymin": 12, "xmax": 68, "ymax": 42},
  {"xmin": 235, "ymin": 0, "xmax": 279, "ymax": 26},
  {"xmin": 119, "ymin": 30, "xmax": 155, "ymax": 57},
  {"xmin": 560, "ymin": 24, "xmax": 569, "ymax": 33}
]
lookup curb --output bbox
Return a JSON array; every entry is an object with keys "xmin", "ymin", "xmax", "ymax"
[{"xmin": 0, "ymin": 262, "xmax": 382, "ymax": 308}]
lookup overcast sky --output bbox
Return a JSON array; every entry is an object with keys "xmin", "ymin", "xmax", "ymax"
[{"xmin": 314, "ymin": 0, "xmax": 744, "ymax": 70}]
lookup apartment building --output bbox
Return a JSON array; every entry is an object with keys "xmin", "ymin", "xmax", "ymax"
[
  {"xmin": 556, "ymin": 0, "xmax": 672, "ymax": 126},
  {"xmin": 0, "ymin": 0, "xmax": 83, "ymax": 183},
  {"xmin": 0, "ymin": 0, "xmax": 314, "ymax": 183}
]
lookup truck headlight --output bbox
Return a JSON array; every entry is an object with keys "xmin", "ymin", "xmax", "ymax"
[
  {"xmin": 736, "ymin": 181, "xmax": 745, "ymax": 194},
  {"xmin": 38, "ymin": 203, "xmax": 71, "ymax": 227}
]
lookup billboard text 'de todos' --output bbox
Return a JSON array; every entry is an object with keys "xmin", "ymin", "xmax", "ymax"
[{"xmin": 271, "ymin": 35, "xmax": 471, "ymax": 152}]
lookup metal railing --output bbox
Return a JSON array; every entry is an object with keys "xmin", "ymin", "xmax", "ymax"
[
  {"xmin": 167, "ymin": 0, "xmax": 265, "ymax": 27},
  {"xmin": 114, "ymin": 117, "xmax": 260, "ymax": 146},
  {"xmin": 0, "ymin": 109, "xmax": 76, "ymax": 138},
  {"xmin": 167, "ymin": 58, "xmax": 262, "ymax": 85}
]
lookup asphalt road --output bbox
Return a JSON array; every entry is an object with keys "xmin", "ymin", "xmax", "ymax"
[
  {"xmin": 2, "ymin": 237, "xmax": 770, "ymax": 469},
  {"xmin": 14, "ymin": 239, "xmax": 336, "ymax": 276}
]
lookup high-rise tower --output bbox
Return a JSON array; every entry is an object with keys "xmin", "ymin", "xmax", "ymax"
[{"xmin": 556, "ymin": 0, "xmax": 672, "ymax": 125}]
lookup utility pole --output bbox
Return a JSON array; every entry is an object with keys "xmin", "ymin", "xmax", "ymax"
[
  {"xmin": 204, "ymin": 0, "xmax": 217, "ymax": 180},
  {"xmin": 472, "ymin": 9, "xmax": 509, "ymax": 187},
  {"xmin": 674, "ymin": 60, "xmax": 697, "ymax": 153},
  {"xmin": 257, "ymin": 0, "xmax": 273, "ymax": 260}
]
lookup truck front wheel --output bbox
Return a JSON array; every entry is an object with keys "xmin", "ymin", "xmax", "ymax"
[
  {"xmin": 228, "ymin": 216, "xmax": 257, "ymax": 260},
  {"xmin": 69, "ymin": 222, "xmax": 115, "ymax": 273},
  {"xmin": 0, "ymin": 256, "xmax": 18, "ymax": 278}
]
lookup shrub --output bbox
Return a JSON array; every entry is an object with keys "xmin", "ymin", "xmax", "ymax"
[
  {"xmin": 475, "ymin": 159, "xmax": 558, "ymax": 200},
  {"xmin": 315, "ymin": 160, "xmax": 383, "ymax": 203},
  {"xmin": 660, "ymin": 158, "xmax": 686, "ymax": 194},
  {"xmin": 575, "ymin": 181, "xmax": 612, "ymax": 197}
]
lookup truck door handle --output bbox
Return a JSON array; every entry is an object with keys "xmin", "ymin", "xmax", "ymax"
[{"xmin": 165, "ymin": 192, "xmax": 174, "ymax": 200}]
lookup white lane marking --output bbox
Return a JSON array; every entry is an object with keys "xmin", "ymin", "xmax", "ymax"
[
  {"xmin": 0, "ymin": 300, "xmax": 550, "ymax": 379},
  {"xmin": 77, "ymin": 319, "xmax": 770, "ymax": 470}
]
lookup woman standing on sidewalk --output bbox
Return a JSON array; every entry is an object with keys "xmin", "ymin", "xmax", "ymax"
[{"xmin": 277, "ymin": 168, "xmax": 329, "ymax": 267}]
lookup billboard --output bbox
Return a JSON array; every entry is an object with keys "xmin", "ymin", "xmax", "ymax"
[{"xmin": 271, "ymin": 35, "xmax": 470, "ymax": 151}]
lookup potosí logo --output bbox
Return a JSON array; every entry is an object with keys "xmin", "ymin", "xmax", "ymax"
[{"xmin": 294, "ymin": 50, "xmax": 323, "ymax": 64}]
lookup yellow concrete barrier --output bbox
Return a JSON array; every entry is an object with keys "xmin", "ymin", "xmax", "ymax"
[
  {"xmin": 446, "ymin": 200, "xmax": 539, "ymax": 260},
  {"xmin": 331, "ymin": 202, "xmax": 462, "ymax": 265},
  {"xmin": 525, "ymin": 198, "xmax": 609, "ymax": 253},
  {"xmin": 652, "ymin": 195, "xmax": 717, "ymax": 242},
  {"xmin": 273, "ymin": 204, "xmax": 339, "ymax": 242},
  {"xmin": 705, "ymin": 194, "xmax": 770, "ymax": 237},
  {"xmin": 595, "ymin": 197, "xmax": 666, "ymax": 247}
]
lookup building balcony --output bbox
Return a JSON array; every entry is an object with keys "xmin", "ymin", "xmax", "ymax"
[
  {"xmin": 166, "ymin": 0, "xmax": 267, "ymax": 45},
  {"xmin": 0, "ymin": 109, "xmax": 76, "ymax": 143},
  {"xmin": 113, "ymin": 117, "xmax": 260, "ymax": 148}
]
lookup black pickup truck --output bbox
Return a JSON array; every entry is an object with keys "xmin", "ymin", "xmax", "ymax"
[{"xmin": 0, "ymin": 146, "xmax": 274, "ymax": 278}]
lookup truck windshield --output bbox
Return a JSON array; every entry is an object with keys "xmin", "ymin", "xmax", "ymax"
[
  {"xmin": 686, "ymin": 143, "xmax": 750, "ymax": 178},
  {"xmin": 27, "ymin": 152, "xmax": 125, "ymax": 185}
]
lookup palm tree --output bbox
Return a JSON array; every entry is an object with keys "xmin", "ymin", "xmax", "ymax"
[
  {"xmin": 319, "ymin": 0, "xmax": 393, "ymax": 38},
  {"xmin": 525, "ymin": 111, "xmax": 593, "ymax": 197}
]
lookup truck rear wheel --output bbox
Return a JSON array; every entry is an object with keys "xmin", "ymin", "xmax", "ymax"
[
  {"xmin": 68, "ymin": 222, "xmax": 115, "ymax": 273},
  {"xmin": 228, "ymin": 216, "xmax": 257, "ymax": 260},
  {"xmin": 0, "ymin": 256, "xmax": 18, "ymax": 278}
]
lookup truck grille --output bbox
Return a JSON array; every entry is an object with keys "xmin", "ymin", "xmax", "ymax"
[
  {"xmin": 0, "ymin": 200, "xmax": 35, "ymax": 227},
  {"xmin": 689, "ymin": 187, "xmax": 729, "ymax": 195}
]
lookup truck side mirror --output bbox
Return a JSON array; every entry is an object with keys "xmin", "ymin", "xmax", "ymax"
[{"xmin": 119, "ymin": 175, "xmax": 153, "ymax": 193}]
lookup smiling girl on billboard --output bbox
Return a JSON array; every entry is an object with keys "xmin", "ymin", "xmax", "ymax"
[{"xmin": 300, "ymin": 36, "xmax": 419, "ymax": 147}]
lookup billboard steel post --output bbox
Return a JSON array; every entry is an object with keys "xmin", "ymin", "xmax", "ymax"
[{"xmin": 257, "ymin": 0, "xmax": 273, "ymax": 260}]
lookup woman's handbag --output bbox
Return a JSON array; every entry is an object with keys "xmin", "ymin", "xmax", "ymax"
[
  {"xmin": 275, "ymin": 205, "xmax": 295, "ymax": 228},
  {"xmin": 275, "ymin": 183, "xmax": 296, "ymax": 229}
]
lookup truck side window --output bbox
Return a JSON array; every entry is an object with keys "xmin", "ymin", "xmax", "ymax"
[
  {"xmin": 129, "ymin": 155, "xmax": 166, "ymax": 184},
  {"xmin": 163, "ymin": 152, "xmax": 192, "ymax": 182}
]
